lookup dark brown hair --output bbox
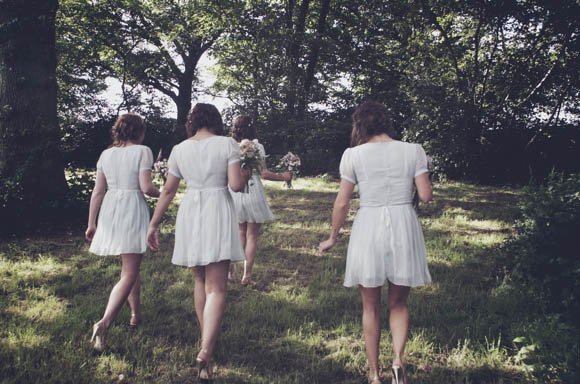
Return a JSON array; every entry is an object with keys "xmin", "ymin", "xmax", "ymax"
[
  {"xmin": 185, "ymin": 103, "xmax": 223, "ymax": 137},
  {"xmin": 111, "ymin": 113, "xmax": 146, "ymax": 146},
  {"xmin": 232, "ymin": 114, "xmax": 257, "ymax": 141},
  {"xmin": 350, "ymin": 101, "xmax": 395, "ymax": 147}
]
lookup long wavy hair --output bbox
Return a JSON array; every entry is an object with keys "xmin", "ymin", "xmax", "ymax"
[
  {"xmin": 111, "ymin": 113, "xmax": 146, "ymax": 146},
  {"xmin": 350, "ymin": 101, "xmax": 395, "ymax": 147}
]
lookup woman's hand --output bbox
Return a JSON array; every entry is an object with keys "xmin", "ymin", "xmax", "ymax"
[
  {"xmin": 85, "ymin": 225, "xmax": 96, "ymax": 241},
  {"xmin": 146, "ymin": 225, "xmax": 159, "ymax": 251},
  {"xmin": 241, "ymin": 168, "xmax": 251, "ymax": 182},
  {"xmin": 318, "ymin": 237, "xmax": 337, "ymax": 254}
]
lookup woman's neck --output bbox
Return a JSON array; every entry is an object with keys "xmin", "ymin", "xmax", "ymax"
[
  {"xmin": 367, "ymin": 133, "xmax": 395, "ymax": 143},
  {"xmin": 116, "ymin": 140, "xmax": 139, "ymax": 147},
  {"xmin": 190, "ymin": 127, "xmax": 215, "ymax": 140}
]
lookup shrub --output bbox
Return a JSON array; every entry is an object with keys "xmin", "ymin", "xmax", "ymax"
[
  {"xmin": 506, "ymin": 172, "xmax": 580, "ymax": 382},
  {"xmin": 513, "ymin": 315, "xmax": 580, "ymax": 383},
  {"xmin": 506, "ymin": 172, "xmax": 580, "ymax": 319}
]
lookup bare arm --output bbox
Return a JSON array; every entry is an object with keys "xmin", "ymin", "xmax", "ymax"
[
  {"xmin": 414, "ymin": 172, "xmax": 433, "ymax": 203},
  {"xmin": 318, "ymin": 179, "xmax": 355, "ymax": 253},
  {"xmin": 85, "ymin": 172, "xmax": 107, "ymax": 241},
  {"xmin": 228, "ymin": 161, "xmax": 250, "ymax": 192},
  {"xmin": 261, "ymin": 160, "xmax": 291, "ymax": 182},
  {"xmin": 146, "ymin": 174, "xmax": 180, "ymax": 250},
  {"xmin": 139, "ymin": 170, "xmax": 160, "ymax": 197}
]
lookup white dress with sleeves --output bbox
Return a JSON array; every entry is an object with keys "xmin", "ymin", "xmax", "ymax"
[
  {"xmin": 89, "ymin": 145, "xmax": 153, "ymax": 256},
  {"xmin": 340, "ymin": 141, "xmax": 432, "ymax": 287},
  {"xmin": 230, "ymin": 142, "xmax": 275, "ymax": 224},
  {"xmin": 168, "ymin": 136, "xmax": 245, "ymax": 267}
]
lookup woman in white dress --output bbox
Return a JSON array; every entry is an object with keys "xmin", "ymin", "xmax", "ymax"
[
  {"xmin": 229, "ymin": 115, "xmax": 291, "ymax": 285},
  {"xmin": 86, "ymin": 113, "xmax": 160, "ymax": 351},
  {"xmin": 146, "ymin": 104, "xmax": 248, "ymax": 381},
  {"xmin": 319, "ymin": 102, "xmax": 432, "ymax": 384}
]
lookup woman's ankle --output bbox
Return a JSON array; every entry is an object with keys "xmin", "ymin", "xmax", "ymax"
[{"xmin": 392, "ymin": 355, "xmax": 404, "ymax": 366}]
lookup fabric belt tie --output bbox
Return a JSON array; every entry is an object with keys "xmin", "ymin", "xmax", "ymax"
[
  {"xmin": 186, "ymin": 186, "xmax": 228, "ymax": 204},
  {"xmin": 185, "ymin": 187, "xmax": 228, "ymax": 243},
  {"xmin": 359, "ymin": 202, "xmax": 411, "ymax": 259}
]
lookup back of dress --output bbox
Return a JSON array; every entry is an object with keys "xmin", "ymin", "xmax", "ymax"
[
  {"xmin": 340, "ymin": 141, "xmax": 431, "ymax": 288},
  {"xmin": 167, "ymin": 136, "xmax": 240, "ymax": 189},
  {"xmin": 98, "ymin": 145, "xmax": 153, "ymax": 190},
  {"xmin": 90, "ymin": 145, "xmax": 153, "ymax": 256},
  {"xmin": 167, "ymin": 136, "xmax": 245, "ymax": 267},
  {"xmin": 340, "ymin": 141, "xmax": 427, "ymax": 206}
]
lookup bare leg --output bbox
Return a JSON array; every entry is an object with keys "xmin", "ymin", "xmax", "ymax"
[
  {"xmin": 192, "ymin": 266, "xmax": 207, "ymax": 338},
  {"xmin": 388, "ymin": 282, "xmax": 410, "ymax": 378},
  {"xmin": 98, "ymin": 253, "xmax": 142, "ymax": 329},
  {"xmin": 361, "ymin": 286, "xmax": 382, "ymax": 380},
  {"xmin": 198, "ymin": 260, "xmax": 230, "ymax": 367},
  {"xmin": 127, "ymin": 273, "xmax": 141, "ymax": 325},
  {"xmin": 242, "ymin": 223, "xmax": 261, "ymax": 283},
  {"xmin": 231, "ymin": 223, "xmax": 247, "ymax": 280}
]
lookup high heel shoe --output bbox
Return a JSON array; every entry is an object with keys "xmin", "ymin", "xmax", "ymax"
[
  {"xmin": 240, "ymin": 275, "xmax": 252, "ymax": 286},
  {"xmin": 129, "ymin": 313, "xmax": 139, "ymax": 327},
  {"xmin": 391, "ymin": 365, "xmax": 405, "ymax": 384},
  {"xmin": 90, "ymin": 323, "xmax": 107, "ymax": 352},
  {"xmin": 196, "ymin": 349, "xmax": 212, "ymax": 381}
]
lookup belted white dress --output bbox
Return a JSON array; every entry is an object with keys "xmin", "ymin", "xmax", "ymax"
[
  {"xmin": 230, "ymin": 142, "xmax": 275, "ymax": 223},
  {"xmin": 167, "ymin": 136, "xmax": 245, "ymax": 267},
  {"xmin": 340, "ymin": 141, "xmax": 432, "ymax": 288},
  {"xmin": 89, "ymin": 145, "xmax": 153, "ymax": 256}
]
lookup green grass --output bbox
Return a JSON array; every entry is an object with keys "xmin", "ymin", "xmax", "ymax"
[{"xmin": 0, "ymin": 178, "xmax": 541, "ymax": 383}]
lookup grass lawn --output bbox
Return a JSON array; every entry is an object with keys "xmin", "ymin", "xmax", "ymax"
[{"xmin": 0, "ymin": 178, "xmax": 537, "ymax": 383}]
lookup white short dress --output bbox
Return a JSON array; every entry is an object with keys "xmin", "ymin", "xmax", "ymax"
[
  {"xmin": 340, "ymin": 141, "xmax": 432, "ymax": 288},
  {"xmin": 230, "ymin": 142, "xmax": 274, "ymax": 224},
  {"xmin": 89, "ymin": 145, "xmax": 153, "ymax": 256},
  {"xmin": 168, "ymin": 136, "xmax": 245, "ymax": 267}
]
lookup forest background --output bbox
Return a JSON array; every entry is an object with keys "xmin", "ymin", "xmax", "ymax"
[{"xmin": 0, "ymin": 0, "xmax": 579, "ymax": 382}]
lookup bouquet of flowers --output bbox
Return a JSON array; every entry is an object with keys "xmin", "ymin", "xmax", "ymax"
[
  {"xmin": 276, "ymin": 152, "xmax": 301, "ymax": 188},
  {"xmin": 153, "ymin": 149, "xmax": 168, "ymax": 183},
  {"xmin": 239, "ymin": 139, "xmax": 264, "ymax": 192}
]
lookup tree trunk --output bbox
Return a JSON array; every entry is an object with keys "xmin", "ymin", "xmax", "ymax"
[
  {"xmin": 0, "ymin": 0, "xmax": 67, "ymax": 214},
  {"xmin": 174, "ymin": 95, "xmax": 191, "ymax": 144}
]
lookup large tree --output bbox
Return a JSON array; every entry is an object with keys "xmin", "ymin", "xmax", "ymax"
[
  {"xmin": 0, "ymin": 0, "xmax": 67, "ymax": 219},
  {"xmin": 213, "ymin": 0, "xmax": 335, "ymax": 121},
  {"xmin": 83, "ymin": 0, "xmax": 241, "ymax": 143}
]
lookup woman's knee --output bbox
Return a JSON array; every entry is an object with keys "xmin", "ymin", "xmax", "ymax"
[{"xmin": 388, "ymin": 292, "xmax": 409, "ymax": 309}]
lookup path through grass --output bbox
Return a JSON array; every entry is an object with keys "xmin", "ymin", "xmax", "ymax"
[{"xmin": 0, "ymin": 178, "xmax": 536, "ymax": 383}]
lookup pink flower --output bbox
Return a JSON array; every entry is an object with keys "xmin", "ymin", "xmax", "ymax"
[
  {"xmin": 241, "ymin": 139, "xmax": 249, "ymax": 145},
  {"xmin": 425, "ymin": 365, "xmax": 431, "ymax": 373}
]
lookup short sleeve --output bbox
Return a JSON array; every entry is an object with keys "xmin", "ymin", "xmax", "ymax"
[
  {"xmin": 167, "ymin": 146, "xmax": 182, "ymax": 179},
  {"xmin": 227, "ymin": 137, "xmax": 241, "ymax": 165},
  {"xmin": 339, "ymin": 148, "xmax": 357, "ymax": 184},
  {"xmin": 414, "ymin": 144, "xmax": 429, "ymax": 177},
  {"xmin": 139, "ymin": 146, "xmax": 154, "ymax": 172},
  {"xmin": 96, "ymin": 153, "xmax": 104, "ymax": 174},
  {"xmin": 257, "ymin": 143, "xmax": 266, "ymax": 159}
]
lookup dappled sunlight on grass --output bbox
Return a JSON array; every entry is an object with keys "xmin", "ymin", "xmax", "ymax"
[
  {"xmin": 0, "ymin": 178, "xmax": 536, "ymax": 383},
  {"xmin": 5, "ymin": 288, "xmax": 68, "ymax": 323},
  {"xmin": 2, "ymin": 328, "xmax": 51, "ymax": 351}
]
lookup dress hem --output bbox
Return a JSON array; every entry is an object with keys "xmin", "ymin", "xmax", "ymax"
[
  {"xmin": 172, "ymin": 257, "xmax": 245, "ymax": 267},
  {"xmin": 343, "ymin": 276, "xmax": 431, "ymax": 288}
]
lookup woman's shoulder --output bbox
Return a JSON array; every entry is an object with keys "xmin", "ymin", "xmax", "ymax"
[{"xmin": 134, "ymin": 144, "xmax": 153, "ymax": 153}]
